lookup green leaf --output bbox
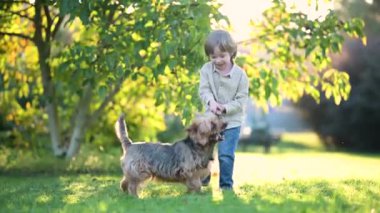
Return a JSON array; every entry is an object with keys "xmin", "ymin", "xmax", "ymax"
[
  {"xmin": 59, "ymin": 0, "xmax": 79, "ymax": 16},
  {"xmin": 265, "ymin": 84, "xmax": 271, "ymax": 100},
  {"xmin": 305, "ymin": 44, "xmax": 315, "ymax": 57},
  {"xmin": 331, "ymin": 42, "xmax": 340, "ymax": 53},
  {"xmin": 98, "ymin": 85, "xmax": 107, "ymax": 99}
]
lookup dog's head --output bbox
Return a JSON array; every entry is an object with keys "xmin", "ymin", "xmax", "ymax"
[{"xmin": 186, "ymin": 113, "xmax": 228, "ymax": 146}]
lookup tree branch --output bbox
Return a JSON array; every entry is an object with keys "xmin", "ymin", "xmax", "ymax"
[
  {"xmin": 8, "ymin": 11, "xmax": 34, "ymax": 21},
  {"xmin": 1, "ymin": 0, "xmax": 31, "ymax": 5},
  {"xmin": 0, "ymin": 31, "xmax": 34, "ymax": 41},
  {"xmin": 88, "ymin": 75, "xmax": 126, "ymax": 126},
  {"xmin": 52, "ymin": 16, "xmax": 64, "ymax": 39},
  {"xmin": 107, "ymin": 4, "xmax": 117, "ymax": 24},
  {"xmin": 43, "ymin": 5, "xmax": 52, "ymax": 41},
  {"xmin": 0, "ymin": 8, "xmax": 34, "ymax": 22}
]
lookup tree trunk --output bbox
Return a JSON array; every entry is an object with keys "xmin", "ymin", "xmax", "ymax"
[
  {"xmin": 38, "ymin": 49, "xmax": 64, "ymax": 156},
  {"xmin": 66, "ymin": 84, "xmax": 93, "ymax": 159},
  {"xmin": 34, "ymin": 1, "xmax": 64, "ymax": 156},
  {"xmin": 46, "ymin": 103, "xmax": 64, "ymax": 156}
]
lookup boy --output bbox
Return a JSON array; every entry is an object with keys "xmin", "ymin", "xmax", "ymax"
[{"xmin": 199, "ymin": 30, "xmax": 249, "ymax": 190}]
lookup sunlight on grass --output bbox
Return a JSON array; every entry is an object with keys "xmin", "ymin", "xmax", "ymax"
[
  {"xmin": 282, "ymin": 132, "xmax": 324, "ymax": 150},
  {"xmin": 234, "ymin": 180, "xmax": 380, "ymax": 212},
  {"xmin": 231, "ymin": 131, "xmax": 380, "ymax": 185},
  {"xmin": 237, "ymin": 132, "xmax": 325, "ymax": 153},
  {"xmin": 59, "ymin": 175, "xmax": 116, "ymax": 204},
  {"xmin": 1, "ymin": 131, "xmax": 379, "ymax": 212},
  {"xmin": 84, "ymin": 155, "xmax": 101, "ymax": 168},
  {"xmin": 233, "ymin": 152, "xmax": 380, "ymax": 185},
  {"xmin": 63, "ymin": 182, "xmax": 91, "ymax": 204},
  {"xmin": 98, "ymin": 201, "xmax": 108, "ymax": 212},
  {"xmin": 36, "ymin": 194, "xmax": 52, "ymax": 204},
  {"xmin": 211, "ymin": 187, "xmax": 224, "ymax": 203},
  {"xmin": 140, "ymin": 183, "xmax": 184, "ymax": 198}
]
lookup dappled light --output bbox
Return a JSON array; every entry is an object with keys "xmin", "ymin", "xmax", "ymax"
[
  {"xmin": 1, "ymin": 176, "xmax": 378, "ymax": 212},
  {"xmin": 36, "ymin": 194, "xmax": 53, "ymax": 204},
  {"xmin": 0, "ymin": 0, "xmax": 379, "ymax": 211},
  {"xmin": 234, "ymin": 152, "xmax": 380, "ymax": 184},
  {"xmin": 63, "ymin": 182, "xmax": 93, "ymax": 204},
  {"xmin": 232, "ymin": 132, "xmax": 380, "ymax": 184},
  {"xmin": 1, "ymin": 128, "xmax": 380, "ymax": 212},
  {"xmin": 139, "ymin": 183, "xmax": 185, "ymax": 198}
]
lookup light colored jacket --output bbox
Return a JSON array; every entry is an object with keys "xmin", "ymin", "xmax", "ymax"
[{"xmin": 199, "ymin": 62, "xmax": 249, "ymax": 129}]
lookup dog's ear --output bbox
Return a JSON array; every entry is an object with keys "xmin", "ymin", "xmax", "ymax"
[{"xmin": 186, "ymin": 122, "xmax": 197, "ymax": 133}]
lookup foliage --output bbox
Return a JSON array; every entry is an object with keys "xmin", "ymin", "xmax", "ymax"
[
  {"xmin": 0, "ymin": 0, "xmax": 225, "ymax": 157},
  {"xmin": 0, "ymin": 144, "xmax": 121, "ymax": 175},
  {"xmin": 240, "ymin": 0, "xmax": 365, "ymax": 108},
  {"xmin": 338, "ymin": 0, "xmax": 380, "ymax": 34},
  {"xmin": 0, "ymin": 0, "xmax": 366, "ymax": 157},
  {"xmin": 297, "ymin": 0, "xmax": 380, "ymax": 151},
  {"xmin": 156, "ymin": 115, "xmax": 186, "ymax": 143}
]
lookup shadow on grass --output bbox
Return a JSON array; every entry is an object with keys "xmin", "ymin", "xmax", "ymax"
[
  {"xmin": 59, "ymin": 179, "xmax": 380, "ymax": 212},
  {"xmin": 1, "ymin": 175, "xmax": 379, "ymax": 212},
  {"xmin": 0, "ymin": 145, "xmax": 122, "ymax": 176}
]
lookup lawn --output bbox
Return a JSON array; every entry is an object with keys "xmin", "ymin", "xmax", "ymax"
[{"xmin": 0, "ymin": 132, "xmax": 379, "ymax": 212}]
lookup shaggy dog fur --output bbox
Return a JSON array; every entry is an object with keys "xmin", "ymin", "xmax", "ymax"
[{"xmin": 115, "ymin": 113, "xmax": 227, "ymax": 197}]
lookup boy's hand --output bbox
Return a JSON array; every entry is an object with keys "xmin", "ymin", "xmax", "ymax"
[
  {"xmin": 209, "ymin": 100, "xmax": 223, "ymax": 115},
  {"xmin": 215, "ymin": 105, "xmax": 226, "ymax": 115}
]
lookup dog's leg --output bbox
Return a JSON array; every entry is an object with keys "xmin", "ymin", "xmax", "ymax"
[
  {"xmin": 120, "ymin": 176, "xmax": 128, "ymax": 192},
  {"xmin": 186, "ymin": 177, "xmax": 202, "ymax": 193},
  {"xmin": 128, "ymin": 181, "xmax": 140, "ymax": 197},
  {"xmin": 198, "ymin": 168, "xmax": 211, "ymax": 181},
  {"xmin": 125, "ymin": 167, "xmax": 151, "ymax": 197}
]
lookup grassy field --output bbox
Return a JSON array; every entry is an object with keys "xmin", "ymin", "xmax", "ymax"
[{"xmin": 1, "ymin": 132, "xmax": 380, "ymax": 212}]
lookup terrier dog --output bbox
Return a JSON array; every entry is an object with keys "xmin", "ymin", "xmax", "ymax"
[{"xmin": 115, "ymin": 113, "xmax": 227, "ymax": 197}]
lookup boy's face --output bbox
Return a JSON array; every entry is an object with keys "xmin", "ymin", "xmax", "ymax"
[{"xmin": 210, "ymin": 46, "xmax": 232, "ymax": 72}]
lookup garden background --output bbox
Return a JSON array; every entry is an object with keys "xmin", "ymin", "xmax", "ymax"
[{"xmin": 0, "ymin": 0, "xmax": 379, "ymax": 212}]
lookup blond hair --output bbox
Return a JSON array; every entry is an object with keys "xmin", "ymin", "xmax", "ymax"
[{"xmin": 204, "ymin": 30, "xmax": 237, "ymax": 60}]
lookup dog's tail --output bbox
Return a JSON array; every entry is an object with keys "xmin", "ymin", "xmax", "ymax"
[{"xmin": 115, "ymin": 114, "xmax": 132, "ymax": 153}]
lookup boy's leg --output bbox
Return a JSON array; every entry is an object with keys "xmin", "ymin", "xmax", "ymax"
[{"xmin": 218, "ymin": 127, "xmax": 241, "ymax": 189}]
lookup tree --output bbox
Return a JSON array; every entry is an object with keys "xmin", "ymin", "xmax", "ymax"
[
  {"xmin": 297, "ymin": 0, "xmax": 380, "ymax": 151},
  {"xmin": 0, "ymin": 0, "xmax": 365, "ymax": 158},
  {"xmin": 0, "ymin": 0, "xmax": 225, "ymax": 158},
  {"xmin": 239, "ymin": 0, "xmax": 365, "ymax": 109}
]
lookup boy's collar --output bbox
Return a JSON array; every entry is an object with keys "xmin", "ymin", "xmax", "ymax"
[{"xmin": 212, "ymin": 63, "xmax": 235, "ymax": 78}]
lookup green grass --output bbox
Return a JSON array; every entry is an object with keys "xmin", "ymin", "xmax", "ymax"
[
  {"xmin": 0, "ymin": 176, "xmax": 378, "ymax": 212},
  {"xmin": 1, "ymin": 132, "xmax": 380, "ymax": 212}
]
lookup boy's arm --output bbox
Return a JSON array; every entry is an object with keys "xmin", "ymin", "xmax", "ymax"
[
  {"xmin": 223, "ymin": 73, "xmax": 249, "ymax": 115},
  {"xmin": 199, "ymin": 67, "xmax": 215, "ymax": 106}
]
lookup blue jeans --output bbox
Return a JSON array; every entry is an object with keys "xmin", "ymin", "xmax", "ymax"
[{"xmin": 203, "ymin": 126, "xmax": 241, "ymax": 189}]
